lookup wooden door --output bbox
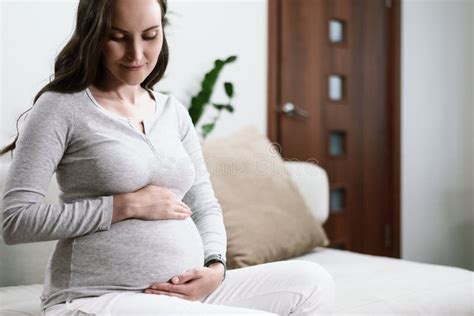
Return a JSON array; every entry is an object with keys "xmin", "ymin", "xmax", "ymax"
[{"xmin": 268, "ymin": 0, "xmax": 400, "ymax": 258}]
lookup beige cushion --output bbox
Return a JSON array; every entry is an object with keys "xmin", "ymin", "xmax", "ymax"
[{"xmin": 202, "ymin": 126, "xmax": 329, "ymax": 269}]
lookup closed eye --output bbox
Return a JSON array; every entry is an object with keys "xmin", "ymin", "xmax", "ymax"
[{"xmin": 110, "ymin": 35, "xmax": 158, "ymax": 42}]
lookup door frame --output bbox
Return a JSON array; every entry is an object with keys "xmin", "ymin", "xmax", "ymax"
[{"xmin": 267, "ymin": 0, "xmax": 401, "ymax": 258}]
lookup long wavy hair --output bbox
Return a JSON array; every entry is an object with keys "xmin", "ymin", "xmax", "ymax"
[{"xmin": 0, "ymin": 0, "xmax": 169, "ymax": 157}]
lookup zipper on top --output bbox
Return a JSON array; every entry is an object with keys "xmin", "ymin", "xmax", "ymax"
[{"xmin": 126, "ymin": 118, "xmax": 160, "ymax": 159}]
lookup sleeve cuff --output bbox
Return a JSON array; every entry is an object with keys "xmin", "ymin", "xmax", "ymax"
[{"xmin": 99, "ymin": 195, "xmax": 114, "ymax": 231}]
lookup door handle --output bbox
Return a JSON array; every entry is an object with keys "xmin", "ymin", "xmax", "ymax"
[{"xmin": 280, "ymin": 102, "xmax": 309, "ymax": 118}]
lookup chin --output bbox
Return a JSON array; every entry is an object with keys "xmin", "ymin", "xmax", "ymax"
[
  {"xmin": 118, "ymin": 73, "xmax": 148, "ymax": 85},
  {"xmin": 121, "ymin": 79, "xmax": 146, "ymax": 86},
  {"xmin": 106, "ymin": 65, "xmax": 152, "ymax": 86}
]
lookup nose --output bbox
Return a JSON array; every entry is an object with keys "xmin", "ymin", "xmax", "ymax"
[{"xmin": 126, "ymin": 37, "xmax": 144, "ymax": 62}]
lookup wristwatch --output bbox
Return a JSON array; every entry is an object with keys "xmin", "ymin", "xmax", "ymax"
[{"xmin": 204, "ymin": 254, "xmax": 226, "ymax": 281}]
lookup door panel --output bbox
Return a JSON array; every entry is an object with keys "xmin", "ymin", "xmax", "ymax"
[{"xmin": 268, "ymin": 0, "xmax": 400, "ymax": 257}]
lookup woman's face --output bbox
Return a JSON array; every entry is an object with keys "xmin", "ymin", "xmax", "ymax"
[{"xmin": 101, "ymin": 0, "xmax": 163, "ymax": 86}]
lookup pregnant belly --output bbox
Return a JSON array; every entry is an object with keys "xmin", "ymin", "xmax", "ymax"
[{"xmin": 69, "ymin": 218, "xmax": 204, "ymax": 288}]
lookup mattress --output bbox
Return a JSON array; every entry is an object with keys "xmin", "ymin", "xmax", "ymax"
[
  {"xmin": 1, "ymin": 248, "xmax": 472, "ymax": 315},
  {"xmin": 289, "ymin": 248, "xmax": 473, "ymax": 315}
]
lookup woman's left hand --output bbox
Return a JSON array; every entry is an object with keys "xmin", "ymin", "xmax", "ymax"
[{"xmin": 143, "ymin": 263, "xmax": 225, "ymax": 301}]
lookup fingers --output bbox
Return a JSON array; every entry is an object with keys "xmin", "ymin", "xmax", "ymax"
[
  {"xmin": 165, "ymin": 193, "xmax": 191, "ymax": 212},
  {"xmin": 177, "ymin": 204, "xmax": 192, "ymax": 215},
  {"xmin": 144, "ymin": 289, "xmax": 188, "ymax": 299},
  {"xmin": 154, "ymin": 187, "xmax": 193, "ymax": 215},
  {"xmin": 170, "ymin": 206, "xmax": 192, "ymax": 220},
  {"xmin": 170, "ymin": 208, "xmax": 189, "ymax": 219},
  {"xmin": 161, "ymin": 197, "xmax": 191, "ymax": 219},
  {"xmin": 165, "ymin": 189, "xmax": 190, "ymax": 212},
  {"xmin": 145, "ymin": 269, "xmax": 204, "ymax": 300},
  {"xmin": 179, "ymin": 201, "xmax": 192, "ymax": 213},
  {"xmin": 173, "ymin": 201, "xmax": 192, "ymax": 219},
  {"xmin": 150, "ymin": 282, "xmax": 189, "ymax": 294},
  {"xmin": 171, "ymin": 269, "xmax": 201, "ymax": 284}
]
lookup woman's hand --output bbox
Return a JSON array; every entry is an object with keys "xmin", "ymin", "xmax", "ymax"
[
  {"xmin": 113, "ymin": 185, "xmax": 192, "ymax": 223},
  {"xmin": 143, "ymin": 263, "xmax": 225, "ymax": 301}
]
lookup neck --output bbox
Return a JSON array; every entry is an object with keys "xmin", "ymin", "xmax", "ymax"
[{"xmin": 92, "ymin": 72, "xmax": 146, "ymax": 106}]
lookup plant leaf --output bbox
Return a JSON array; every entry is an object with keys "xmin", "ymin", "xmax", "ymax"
[
  {"xmin": 225, "ymin": 56, "xmax": 237, "ymax": 63},
  {"xmin": 188, "ymin": 55, "xmax": 237, "ymax": 125},
  {"xmin": 224, "ymin": 82, "xmax": 234, "ymax": 98},
  {"xmin": 202, "ymin": 123, "xmax": 215, "ymax": 137},
  {"xmin": 212, "ymin": 103, "xmax": 227, "ymax": 110},
  {"xmin": 225, "ymin": 104, "xmax": 234, "ymax": 113}
]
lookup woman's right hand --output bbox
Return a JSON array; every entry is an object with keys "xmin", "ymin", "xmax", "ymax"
[{"xmin": 112, "ymin": 185, "xmax": 192, "ymax": 223}]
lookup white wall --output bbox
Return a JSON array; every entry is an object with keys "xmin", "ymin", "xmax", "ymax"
[
  {"xmin": 0, "ymin": 1, "xmax": 77, "ymax": 164},
  {"xmin": 1, "ymin": 0, "xmax": 472, "ymax": 271},
  {"xmin": 402, "ymin": 0, "xmax": 473, "ymax": 270},
  {"xmin": 0, "ymin": 0, "xmax": 267, "ymax": 155},
  {"xmin": 162, "ymin": 0, "xmax": 267, "ymax": 140}
]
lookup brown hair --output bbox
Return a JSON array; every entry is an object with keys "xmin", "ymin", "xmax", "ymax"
[{"xmin": 0, "ymin": 0, "xmax": 169, "ymax": 157}]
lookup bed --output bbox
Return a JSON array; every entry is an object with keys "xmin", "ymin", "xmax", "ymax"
[{"xmin": 1, "ymin": 160, "xmax": 472, "ymax": 315}]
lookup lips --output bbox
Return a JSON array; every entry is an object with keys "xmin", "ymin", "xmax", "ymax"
[{"xmin": 122, "ymin": 64, "xmax": 144, "ymax": 70}]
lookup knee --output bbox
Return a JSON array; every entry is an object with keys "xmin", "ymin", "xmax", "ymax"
[
  {"xmin": 290, "ymin": 260, "xmax": 336, "ymax": 315},
  {"xmin": 289, "ymin": 261, "xmax": 335, "ymax": 293}
]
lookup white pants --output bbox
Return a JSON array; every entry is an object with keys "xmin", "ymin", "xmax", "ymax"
[{"xmin": 43, "ymin": 260, "xmax": 335, "ymax": 316}]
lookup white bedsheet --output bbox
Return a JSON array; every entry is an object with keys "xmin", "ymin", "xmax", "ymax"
[
  {"xmin": 290, "ymin": 248, "xmax": 473, "ymax": 315},
  {"xmin": 1, "ymin": 248, "xmax": 472, "ymax": 315}
]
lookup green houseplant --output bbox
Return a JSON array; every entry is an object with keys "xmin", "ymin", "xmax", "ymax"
[{"xmin": 187, "ymin": 55, "xmax": 237, "ymax": 139}]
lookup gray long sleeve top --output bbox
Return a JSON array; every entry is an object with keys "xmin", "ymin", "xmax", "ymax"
[{"xmin": 1, "ymin": 88, "xmax": 227, "ymax": 311}]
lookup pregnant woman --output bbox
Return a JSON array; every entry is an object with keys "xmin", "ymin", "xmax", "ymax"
[{"xmin": 1, "ymin": 0, "xmax": 335, "ymax": 315}]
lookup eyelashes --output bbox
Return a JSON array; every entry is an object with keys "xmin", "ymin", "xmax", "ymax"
[{"xmin": 110, "ymin": 35, "xmax": 158, "ymax": 42}]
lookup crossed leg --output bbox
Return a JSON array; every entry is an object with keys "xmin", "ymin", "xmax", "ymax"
[{"xmin": 44, "ymin": 260, "xmax": 335, "ymax": 316}]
